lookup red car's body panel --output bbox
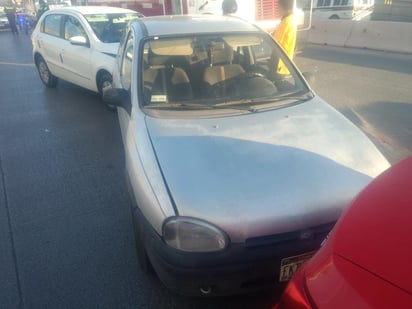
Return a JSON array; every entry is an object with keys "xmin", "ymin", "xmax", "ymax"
[
  {"xmin": 276, "ymin": 156, "xmax": 412, "ymax": 309},
  {"xmin": 333, "ymin": 158, "xmax": 412, "ymax": 294}
]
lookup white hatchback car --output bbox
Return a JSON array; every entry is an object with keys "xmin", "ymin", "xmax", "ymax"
[{"xmin": 31, "ymin": 6, "xmax": 142, "ymax": 100}]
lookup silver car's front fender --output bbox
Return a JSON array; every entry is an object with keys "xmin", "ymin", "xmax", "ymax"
[{"xmin": 119, "ymin": 108, "xmax": 175, "ymax": 235}]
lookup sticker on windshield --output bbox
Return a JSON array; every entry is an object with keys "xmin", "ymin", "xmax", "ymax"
[{"xmin": 151, "ymin": 95, "xmax": 167, "ymax": 103}]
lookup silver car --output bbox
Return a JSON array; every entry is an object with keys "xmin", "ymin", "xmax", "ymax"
[{"xmin": 104, "ymin": 15, "xmax": 390, "ymax": 296}]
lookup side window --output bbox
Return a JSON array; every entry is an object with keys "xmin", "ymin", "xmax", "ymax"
[
  {"xmin": 43, "ymin": 14, "xmax": 62, "ymax": 37},
  {"xmin": 120, "ymin": 31, "xmax": 134, "ymax": 91},
  {"xmin": 64, "ymin": 16, "xmax": 86, "ymax": 40}
]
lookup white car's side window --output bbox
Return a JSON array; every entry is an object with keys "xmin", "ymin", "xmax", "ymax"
[
  {"xmin": 64, "ymin": 16, "xmax": 86, "ymax": 40},
  {"xmin": 120, "ymin": 31, "xmax": 134, "ymax": 91},
  {"xmin": 43, "ymin": 14, "xmax": 62, "ymax": 37}
]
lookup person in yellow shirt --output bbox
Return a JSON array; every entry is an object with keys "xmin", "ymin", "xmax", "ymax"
[{"xmin": 272, "ymin": 0, "xmax": 297, "ymax": 75}]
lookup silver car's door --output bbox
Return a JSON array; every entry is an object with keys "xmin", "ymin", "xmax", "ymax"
[{"xmin": 116, "ymin": 30, "xmax": 134, "ymax": 139}]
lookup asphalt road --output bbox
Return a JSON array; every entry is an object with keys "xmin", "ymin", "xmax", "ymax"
[
  {"xmin": 0, "ymin": 30, "xmax": 411, "ymax": 309},
  {"xmin": 294, "ymin": 45, "xmax": 412, "ymax": 164}
]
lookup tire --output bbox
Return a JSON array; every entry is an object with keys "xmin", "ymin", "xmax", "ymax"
[
  {"xmin": 98, "ymin": 72, "xmax": 113, "ymax": 94},
  {"xmin": 329, "ymin": 15, "xmax": 340, "ymax": 19},
  {"xmin": 97, "ymin": 72, "xmax": 116, "ymax": 111},
  {"xmin": 131, "ymin": 207, "xmax": 153, "ymax": 274},
  {"xmin": 36, "ymin": 56, "xmax": 58, "ymax": 88}
]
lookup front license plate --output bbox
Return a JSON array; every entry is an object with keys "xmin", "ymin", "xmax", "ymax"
[{"xmin": 279, "ymin": 251, "xmax": 316, "ymax": 282}]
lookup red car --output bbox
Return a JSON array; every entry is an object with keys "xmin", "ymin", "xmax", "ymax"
[{"xmin": 275, "ymin": 156, "xmax": 412, "ymax": 309}]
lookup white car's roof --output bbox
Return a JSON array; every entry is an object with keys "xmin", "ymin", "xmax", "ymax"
[
  {"xmin": 46, "ymin": 5, "xmax": 139, "ymax": 15},
  {"xmin": 136, "ymin": 15, "xmax": 261, "ymax": 37}
]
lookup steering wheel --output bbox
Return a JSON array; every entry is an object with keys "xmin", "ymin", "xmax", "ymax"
[
  {"xmin": 209, "ymin": 73, "xmax": 274, "ymax": 98},
  {"xmin": 245, "ymin": 72, "xmax": 266, "ymax": 79},
  {"xmin": 247, "ymin": 65, "xmax": 270, "ymax": 78}
]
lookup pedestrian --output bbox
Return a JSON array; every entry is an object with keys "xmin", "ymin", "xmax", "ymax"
[
  {"xmin": 36, "ymin": 0, "xmax": 50, "ymax": 21},
  {"xmin": 272, "ymin": 0, "xmax": 297, "ymax": 74},
  {"xmin": 4, "ymin": 0, "xmax": 19, "ymax": 35},
  {"xmin": 222, "ymin": 0, "xmax": 237, "ymax": 16}
]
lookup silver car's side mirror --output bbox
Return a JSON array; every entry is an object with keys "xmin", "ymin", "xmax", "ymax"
[{"xmin": 103, "ymin": 88, "xmax": 131, "ymax": 114}]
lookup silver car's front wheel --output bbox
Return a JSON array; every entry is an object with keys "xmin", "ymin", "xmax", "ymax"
[
  {"xmin": 131, "ymin": 208, "xmax": 153, "ymax": 274},
  {"xmin": 37, "ymin": 56, "xmax": 58, "ymax": 88}
]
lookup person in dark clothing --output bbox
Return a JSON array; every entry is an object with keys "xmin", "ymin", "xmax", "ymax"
[
  {"xmin": 36, "ymin": 0, "xmax": 50, "ymax": 21},
  {"xmin": 4, "ymin": 0, "xmax": 19, "ymax": 34},
  {"xmin": 222, "ymin": 0, "xmax": 237, "ymax": 15}
]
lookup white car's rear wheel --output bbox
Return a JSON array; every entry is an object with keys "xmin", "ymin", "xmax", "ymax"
[{"xmin": 37, "ymin": 56, "xmax": 58, "ymax": 88}]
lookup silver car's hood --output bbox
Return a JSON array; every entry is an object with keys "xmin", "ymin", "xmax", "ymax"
[{"xmin": 145, "ymin": 98, "xmax": 390, "ymax": 242}]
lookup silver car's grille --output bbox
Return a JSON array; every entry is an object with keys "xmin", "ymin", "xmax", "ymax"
[{"xmin": 244, "ymin": 222, "xmax": 335, "ymax": 248}]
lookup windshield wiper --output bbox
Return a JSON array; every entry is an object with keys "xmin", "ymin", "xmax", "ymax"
[
  {"xmin": 144, "ymin": 92, "xmax": 313, "ymax": 112},
  {"xmin": 214, "ymin": 92, "xmax": 314, "ymax": 108},
  {"xmin": 145, "ymin": 102, "xmax": 257, "ymax": 112},
  {"xmin": 145, "ymin": 102, "xmax": 213, "ymax": 109}
]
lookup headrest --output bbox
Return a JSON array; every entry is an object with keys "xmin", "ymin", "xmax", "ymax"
[
  {"xmin": 149, "ymin": 54, "xmax": 169, "ymax": 66},
  {"xmin": 210, "ymin": 44, "xmax": 234, "ymax": 65},
  {"xmin": 150, "ymin": 39, "xmax": 193, "ymax": 56}
]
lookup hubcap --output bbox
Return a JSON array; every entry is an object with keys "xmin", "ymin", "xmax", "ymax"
[{"xmin": 39, "ymin": 62, "xmax": 49, "ymax": 83}]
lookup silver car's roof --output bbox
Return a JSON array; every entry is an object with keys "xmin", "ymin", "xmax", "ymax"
[
  {"xmin": 43, "ymin": 6, "xmax": 139, "ymax": 16},
  {"xmin": 136, "ymin": 15, "xmax": 261, "ymax": 37}
]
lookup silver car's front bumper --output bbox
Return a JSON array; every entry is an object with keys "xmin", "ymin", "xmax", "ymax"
[{"xmin": 134, "ymin": 205, "xmax": 334, "ymax": 297}]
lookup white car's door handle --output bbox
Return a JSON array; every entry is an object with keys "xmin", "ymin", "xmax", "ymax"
[{"xmin": 60, "ymin": 50, "xmax": 65, "ymax": 63}]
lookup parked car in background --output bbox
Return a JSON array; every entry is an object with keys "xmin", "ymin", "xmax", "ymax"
[
  {"xmin": 31, "ymin": 6, "xmax": 142, "ymax": 103},
  {"xmin": 0, "ymin": 12, "xmax": 10, "ymax": 29},
  {"xmin": 275, "ymin": 156, "xmax": 412, "ymax": 308},
  {"xmin": 103, "ymin": 15, "xmax": 390, "ymax": 297}
]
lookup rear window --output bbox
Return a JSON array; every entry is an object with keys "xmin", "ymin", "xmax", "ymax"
[{"xmin": 43, "ymin": 14, "xmax": 62, "ymax": 37}]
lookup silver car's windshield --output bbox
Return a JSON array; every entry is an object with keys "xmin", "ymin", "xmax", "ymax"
[
  {"xmin": 85, "ymin": 13, "xmax": 142, "ymax": 43},
  {"xmin": 141, "ymin": 33, "xmax": 310, "ymax": 110}
]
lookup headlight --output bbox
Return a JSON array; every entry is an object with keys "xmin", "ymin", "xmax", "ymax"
[{"xmin": 163, "ymin": 217, "xmax": 228, "ymax": 252}]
